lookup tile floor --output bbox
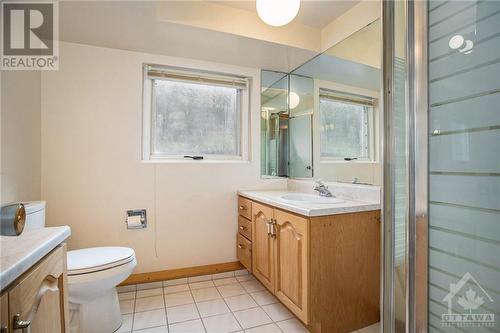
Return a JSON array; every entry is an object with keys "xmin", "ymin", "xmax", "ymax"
[{"xmin": 117, "ymin": 269, "xmax": 380, "ymax": 333}]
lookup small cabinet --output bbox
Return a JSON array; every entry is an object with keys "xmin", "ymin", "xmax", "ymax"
[
  {"xmin": 236, "ymin": 234, "xmax": 252, "ymax": 271},
  {"xmin": 1, "ymin": 244, "xmax": 69, "ymax": 333},
  {"xmin": 274, "ymin": 209, "xmax": 309, "ymax": 324},
  {"xmin": 251, "ymin": 201, "xmax": 275, "ymax": 292}
]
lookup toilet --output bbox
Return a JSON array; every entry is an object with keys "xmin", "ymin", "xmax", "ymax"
[
  {"xmin": 67, "ymin": 247, "xmax": 136, "ymax": 333},
  {"xmin": 23, "ymin": 202, "xmax": 137, "ymax": 333}
]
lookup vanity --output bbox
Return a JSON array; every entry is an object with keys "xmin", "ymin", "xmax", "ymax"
[
  {"xmin": 236, "ymin": 188, "xmax": 380, "ymax": 333},
  {"xmin": 0, "ymin": 226, "xmax": 71, "ymax": 333}
]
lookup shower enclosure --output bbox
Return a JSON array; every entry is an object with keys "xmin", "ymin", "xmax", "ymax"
[{"xmin": 383, "ymin": 0, "xmax": 500, "ymax": 332}]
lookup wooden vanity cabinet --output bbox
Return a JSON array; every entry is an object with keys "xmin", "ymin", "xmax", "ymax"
[
  {"xmin": 251, "ymin": 202, "xmax": 275, "ymax": 292},
  {"xmin": 0, "ymin": 244, "xmax": 69, "ymax": 333},
  {"xmin": 237, "ymin": 195, "xmax": 380, "ymax": 333}
]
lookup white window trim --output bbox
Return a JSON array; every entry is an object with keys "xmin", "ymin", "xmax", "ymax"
[
  {"xmin": 318, "ymin": 96, "xmax": 376, "ymax": 163},
  {"xmin": 313, "ymin": 80, "xmax": 380, "ymax": 164},
  {"xmin": 142, "ymin": 64, "xmax": 250, "ymax": 162}
]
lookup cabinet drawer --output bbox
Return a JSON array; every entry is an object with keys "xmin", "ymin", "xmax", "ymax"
[
  {"xmin": 238, "ymin": 197, "xmax": 252, "ymax": 220},
  {"xmin": 238, "ymin": 216, "xmax": 252, "ymax": 240},
  {"xmin": 237, "ymin": 234, "xmax": 252, "ymax": 271}
]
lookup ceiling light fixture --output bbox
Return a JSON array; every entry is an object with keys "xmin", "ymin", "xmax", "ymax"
[{"xmin": 256, "ymin": 0, "xmax": 300, "ymax": 27}]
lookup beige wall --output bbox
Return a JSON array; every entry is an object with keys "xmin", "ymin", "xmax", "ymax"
[
  {"xmin": 321, "ymin": 0, "xmax": 380, "ymax": 52},
  {"xmin": 1, "ymin": 71, "xmax": 42, "ymax": 204},
  {"xmin": 41, "ymin": 42, "xmax": 286, "ymax": 273}
]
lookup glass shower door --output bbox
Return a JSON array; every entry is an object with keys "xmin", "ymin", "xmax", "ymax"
[{"xmin": 427, "ymin": 0, "xmax": 500, "ymax": 331}]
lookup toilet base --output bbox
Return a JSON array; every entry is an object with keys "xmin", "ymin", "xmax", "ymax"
[{"xmin": 69, "ymin": 288, "xmax": 122, "ymax": 333}]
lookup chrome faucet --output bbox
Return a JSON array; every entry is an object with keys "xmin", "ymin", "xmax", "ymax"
[{"xmin": 313, "ymin": 179, "xmax": 333, "ymax": 197}]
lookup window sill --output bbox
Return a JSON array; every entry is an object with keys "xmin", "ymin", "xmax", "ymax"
[
  {"xmin": 319, "ymin": 160, "xmax": 378, "ymax": 164},
  {"xmin": 141, "ymin": 159, "xmax": 251, "ymax": 164}
]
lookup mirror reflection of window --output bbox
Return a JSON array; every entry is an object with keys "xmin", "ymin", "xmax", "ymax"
[{"xmin": 319, "ymin": 89, "xmax": 375, "ymax": 161}]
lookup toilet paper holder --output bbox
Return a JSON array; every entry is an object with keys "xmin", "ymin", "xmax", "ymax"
[{"xmin": 126, "ymin": 209, "xmax": 147, "ymax": 229}]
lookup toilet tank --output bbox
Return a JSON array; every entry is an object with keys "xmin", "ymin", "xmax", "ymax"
[{"xmin": 23, "ymin": 201, "xmax": 46, "ymax": 231}]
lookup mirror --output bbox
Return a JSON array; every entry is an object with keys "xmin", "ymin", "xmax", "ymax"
[{"xmin": 261, "ymin": 19, "xmax": 382, "ymax": 185}]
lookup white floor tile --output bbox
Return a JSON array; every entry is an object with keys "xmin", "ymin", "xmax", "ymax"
[
  {"xmin": 133, "ymin": 326, "xmax": 168, "ymax": 333},
  {"xmin": 234, "ymin": 269, "xmax": 249, "ymax": 277},
  {"xmin": 117, "ymin": 313, "xmax": 133, "ymax": 332},
  {"xmin": 135, "ymin": 295, "xmax": 165, "ymax": 313},
  {"xmin": 189, "ymin": 280, "xmax": 215, "ymax": 290},
  {"xmin": 119, "ymin": 291, "xmax": 137, "ymax": 301},
  {"xmin": 249, "ymin": 290, "xmax": 278, "ymax": 306},
  {"xmin": 191, "ymin": 287, "xmax": 221, "ymax": 302},
  {"xmin": 358, "ymin": 322, "xmax": 380, "ymax": 333},
  {"xmin": 262, "ymin": 303, "xmax": 293, "ymax": 322},
  {"xmin": 213, "ymin": 277, "xmax": 238, "ymax": 286},
  {"xmin": 212, "ymin": 271, "xmax": 235, "ymax": 280},
  {"xmin": 164, "ymin": 278, "xmax": 188, "ymax": 287},
  {"xmin": 233, "ymin": 307, "xmax": 272, "ymax": 329},
  {"xmin": 118, "ymin": 285, "xmax": 137, "ymax": 293},
  {"xmin": 224, "ymin": 294, "xmax": 258, "ymax": 312},
  {"xmin": 137, "ymin": 287, "xmax": 164, "ymax": 299},
  {"xmin": 169, "ymin": 319, "xmax": 206, "ymax": 333},
  {"xmin": 276, "ymin": 318, "xmax": 309, "ymax": 333},
  {"xmin": 217, "ymin": 284, "xmax": 247, "ymax": 298},
  {"xmin": 188, "ymin": 274, "xmax": 213, "ymax": 283},
  {"xmin": 202, "ymin": 313, "xmax": 242, "ymax": 333},
  {"xmin": 235, "ymin": 275, "xmax": 254, "ymax": 283},
  {"xmin": 167, "ymin": 303, "xmax": 200, "ymax": 324},
  {"xmin": 120, "ymin": 299, "xmax": 135, "ymax": 314},
  {"xmin": 240, "ymin": 280, "xmax": 265, "ymax": 293},
  {"xmin": 164, "ymin": 284, "xmax": 190, "ymax": 295},
  {"xmin": 133, "ymin": 309, "xmax": 167, "ymax": 331},
  {"xmin": 196, "ymin": 298, "xmax": 230, "ymax": 317},
  {"xmin": 244, "ymin": 323, "xmax": 282, "ymax": 333},
  {"xmin": 137, "ymin": 281, "xmax": 164, "ymax": 291},
  {"xmin": 165, "ymin": 291, "xmax": 194, "ymax": 308}
]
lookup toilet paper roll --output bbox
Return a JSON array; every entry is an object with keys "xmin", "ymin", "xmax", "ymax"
[
  {"xmin": 126, "ymin": 215, "xmax": 143, "ymax": 229},
  {"xmin": 1, "ymin": 203, "xmax": 26, "ymax": 236}
]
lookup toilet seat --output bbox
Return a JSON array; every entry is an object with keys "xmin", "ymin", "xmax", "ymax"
[{"xmin": 67, "ymin": 247, "xmax": 135, "ymax": 275}]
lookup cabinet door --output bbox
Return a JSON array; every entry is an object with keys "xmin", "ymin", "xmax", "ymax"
[
  {"xmin": 9, "ymin": 245, "xmax": 69, "ymax": 333},
  {"xmin": 274, "ymin": 209, "xmax": 309, "ymax": 324},
  {"xmin": 251, "ymin": 201, "xmax": 274, "ymax": 292},
  {"xmin": 1, "ymin": 294, "xmax": 8, "ymax": 333}
]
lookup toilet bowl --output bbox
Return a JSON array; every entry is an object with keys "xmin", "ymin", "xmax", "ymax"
[{"xmin": 67, "ymin": 247, "xmax": 137, "ymax": 333}]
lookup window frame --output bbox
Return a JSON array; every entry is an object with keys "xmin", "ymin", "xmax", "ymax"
[
  {"xmin": 142, "ymin": 64, "xmax": 250, "ymax": 162},
  {"xmin": 318, "ymin": 88, "xmax": 376, "ymax": 162}
]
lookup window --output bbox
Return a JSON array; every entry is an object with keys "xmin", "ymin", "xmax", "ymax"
[
  {"xmin": 143, "ymin": 64, "xmax": 249, "ymax": 161},
  {"xmin": 319, "ymin": 89, "xmax": 375, "ymax": 161}
]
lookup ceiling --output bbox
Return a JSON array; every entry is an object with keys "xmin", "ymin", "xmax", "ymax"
[{"xmin": 210, "ymin": 0, "xmax": 360, "ymax": 29}]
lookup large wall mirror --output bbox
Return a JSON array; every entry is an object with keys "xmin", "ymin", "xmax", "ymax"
[{"xmin": 261, "ymin": 19, "xmax": 382, "ymax": 185}]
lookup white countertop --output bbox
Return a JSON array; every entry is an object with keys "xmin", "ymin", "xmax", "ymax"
[
  {"xmin": 0, "ymin": 226, "xmax": 71, "ymax": 290},
  {"xmin": 238, "ymin": 190, "xmax": 380, "ymax": 217}
]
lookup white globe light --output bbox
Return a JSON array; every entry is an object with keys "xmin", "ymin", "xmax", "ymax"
[
  {"xmin": 256, "ymin": 0, "xmax": 300, "ymax": 27},
  {"xmin": 288, "ymin": 92, "xmax": 300, "ymax": 109},
  {"xmin": 449, "ymin": 35, "xmax": 465, "ymax": 50}
]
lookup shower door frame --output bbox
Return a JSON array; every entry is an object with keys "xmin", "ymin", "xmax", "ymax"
[{"xmin": 381, "ymin": 0, "xmax": 429, "ymax": 331}]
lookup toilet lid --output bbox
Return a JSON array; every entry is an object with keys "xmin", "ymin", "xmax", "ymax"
[{"xmin": 67, "ymin": 247, "xmax": 135, "ymax": 275}]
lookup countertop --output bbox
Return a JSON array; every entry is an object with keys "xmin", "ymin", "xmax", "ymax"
[
  {"xmin": 0, "ymin": 226, "xmax": 71, "ymax": 290},
  {"xmin": 238, "ymin": 190, "xmax": 380, "ymax": 217}
]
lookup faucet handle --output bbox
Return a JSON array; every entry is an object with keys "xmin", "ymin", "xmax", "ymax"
[{"xmin": 314, "ymin": 179, "xmax": 327, "ymax": 189}]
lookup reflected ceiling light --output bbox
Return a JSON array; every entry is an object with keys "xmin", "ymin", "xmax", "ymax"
[
  {"xmin": 288, "ymin": 92, "xmax": 300, "ymax": 109},
  {"xmin": 449, "ymin": 35, "xmax": 474, "ymax": 54},
  {"xmin": 256, "ymin": 0, "xmax": 300, "ymax": 27}
]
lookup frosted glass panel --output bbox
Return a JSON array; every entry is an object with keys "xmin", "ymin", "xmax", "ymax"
[{"xmin": 428, "ymin": 0, "xmax": 500, "ymax": 331}]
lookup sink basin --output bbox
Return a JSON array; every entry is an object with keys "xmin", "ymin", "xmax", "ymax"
[{"xmin": 279, "ymin": 193, "xmax": 345, "ymax": 204}]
